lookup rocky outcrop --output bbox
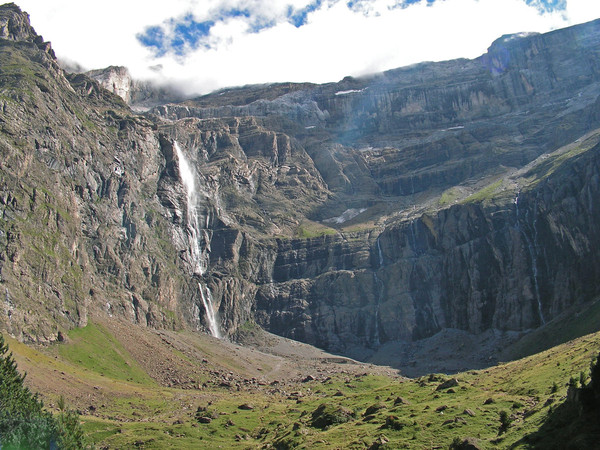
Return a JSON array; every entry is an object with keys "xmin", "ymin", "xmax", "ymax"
[
  {"xmin": 150, "ymin": 18, "xmax": 600, "ymax": 356},
  {"xmin": 86, "ymin": 65, "xmax": 184, "ymax": 111},
  {"xmin": 0, "ymin": 3, "xmax": 36, "ymax": 41}
]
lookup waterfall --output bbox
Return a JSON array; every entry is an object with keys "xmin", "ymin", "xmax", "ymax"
[
  {"xmin": 371, "ymin": 234, "xmax": 386, "ymax": 346},
  {"xmin": 199, "ymin": 283, "xmax": 221, "ymax": 339},
  {"xmin": 372, "ymin": 272, "xmax": 382, "ymax": 347},
  {"xmin": 531, "ymin": 200, "xmax": 545, "ymax": 325},
  {"xmin": 523, "ymin": 230, "xmax": 545, "ymax": 325},
  {"xmin": 410, "ymin": 220, "xmax": 418, "ymax": 254},
  {"xmin": 175, "ymin": 141, "xmax": 221, "ymax": 338},
  {"xmin": 514, "ymin": 190, "xmax": 545, "ymax": 325},
  {"xmin": 377, "ymin": 236, "xmax": 384, "ymax": 267}
]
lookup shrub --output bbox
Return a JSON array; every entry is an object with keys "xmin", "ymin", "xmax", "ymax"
[
  {"xmin": 498, "ymin": 410, "xmax": 512, "ymax": 435},
  {"xmin": 310, "ymin": 403, "xmax": 355, "ymax": 429}
]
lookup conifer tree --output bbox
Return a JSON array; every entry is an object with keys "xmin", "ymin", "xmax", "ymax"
[{"xmin": 0, "ymin": 333, "xmax": 84, "ymax": 449}]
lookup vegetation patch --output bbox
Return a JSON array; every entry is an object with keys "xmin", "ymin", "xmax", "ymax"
[
  {"xmin": 58, "ymin": 322, "xmax": 156, "ymax": 386},
  {"xmin": 463, "ymin": 179, "xmax": 503, "ymax": 204},
  {"xmin": 7, "ymin": 322, "xmax": 600, "ymax": 449},
  {"xmin": 0, "ymin": 333, "xmax": 84, "ymax": 449},
  {"xmin": 295, "ymin": 220, "xmax": 337, "ymax": 238},
  {"xmin": 310, "ymin": 403, "xmax": 356, "ymax": 429}
]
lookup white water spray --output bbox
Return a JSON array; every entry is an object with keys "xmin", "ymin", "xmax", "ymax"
[
  {"xmin": 199, "ymin": 283, "xmax": 221, "ymax": 339},
  {"xmin": 175, "ymin": 141, "xmax": 221, "ymax": 338},
  {"xmin": 372, "ymin": 272, "xmax": 383, "ymax": 346}
]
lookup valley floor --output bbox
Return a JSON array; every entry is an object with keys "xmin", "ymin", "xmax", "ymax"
[{"xmin": 6, "ymin": 314, "xmax": 600, "ymax": 449}]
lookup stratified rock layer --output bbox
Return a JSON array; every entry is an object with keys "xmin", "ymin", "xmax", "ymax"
[{"xmin": 1, "ymin": 3, "xmax": 600, "ymax": 369}]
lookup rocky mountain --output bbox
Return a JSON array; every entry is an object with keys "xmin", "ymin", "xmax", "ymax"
[
  {"xmin": 85, "ymin": 65, "xmax": 185, "ymax": 111},
  {"xmin": 1, "ymin": 2, "xmax": 600, "ymax": 371}
]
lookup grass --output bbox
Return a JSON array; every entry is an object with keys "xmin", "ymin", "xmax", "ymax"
[
  {"xmin": 522, "ymin": 136, "xmax": 598, "ymax": 186},
  {"xmin": 58, "ymin": 323, "xmax": 156, "ymax": 386},
  {"xmin": 295, "ymin": 220, "xmax": 337, "ymax": 238},
  {"xmin": 88, "ymin": 331, "xmax": 600, "ymax": 448},
  {"xmin": 438, "ymin": 186, "xmax": 464, "ymax": 207},
  {"xmin": 463, "ymin": 179, "xmax": 504, "ymax": 204},
  {"xmin": 7, "ymin": 321, "xmax": 600, "ymax": 449},
  {"xmin": 453, "ymin": 131, "xmax": 600, "ymax": 211}
]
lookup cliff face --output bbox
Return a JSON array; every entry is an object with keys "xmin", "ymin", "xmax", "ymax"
[
  {"xmin": 254, "ymin": 136, "xmax": 600, "ymax": 353},
  {"xmin": 85, "ymin": 65, "xmax": 184, "ymax": 111},
  {"xmin": 0, "ymin": 5, "xmax": 192, "ymax": 341},
  {"xmin": 1, "ymin": 3, "xmax": 600, "ymax": 368},
  {"xmin": 156, "ymin": 20, "xmax": 600, "ymax": 202}
]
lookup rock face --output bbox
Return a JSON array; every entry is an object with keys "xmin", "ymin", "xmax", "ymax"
[
  {"xmin": 0, "ymin": 3, "xmax": 36, "ymax": 41},
  {"xmin": 1, "ymin": 3, "xmax": 600, "ymax": 369},
  {"xmin": 86, "ymin": 65, "xmax": 184, "ymax": 111},
  {"xmin": 0, "ymin": 5, "xmax": 191, "ymax": 341}
]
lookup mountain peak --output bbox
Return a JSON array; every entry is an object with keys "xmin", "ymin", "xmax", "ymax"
[
  {"xmin": 0, "ymin": 3, "xmax": 56, "ymax": 59},
  {"xmin": 0, "ymin": 2, "xmax": 36, "ymax": 42}
]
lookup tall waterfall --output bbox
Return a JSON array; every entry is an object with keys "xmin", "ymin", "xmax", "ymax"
[
  {"xmin": 515, "ymin": 190, "xmax": 545, "ymax": 326},
  {"xmin": 175, "ymin": 141, "xmax": 221, "ymax": 338},
  {"xmin": 372, "ymin": 235, "xmax": 386, "ymax": 346},
  {"xmin": 377, "ymin": 237, "xmax": 384, "ymax": 267}
]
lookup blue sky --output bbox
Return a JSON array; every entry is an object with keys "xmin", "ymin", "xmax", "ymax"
[
  {"xmin": 135, "ymin": 0, "xmax": 568, "ymax": 58},
  {"xmin": 16, "ymin": 0, "xmax": 600, "ymax": 94}
]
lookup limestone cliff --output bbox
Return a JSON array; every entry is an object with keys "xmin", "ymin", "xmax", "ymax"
[
  {"xmin": 1, "ymin": 3, "xmax": 600, "ymax": 371},
  {"xmin": 86, "ymin": 65, "xmax": 184, "ymax": 111}
]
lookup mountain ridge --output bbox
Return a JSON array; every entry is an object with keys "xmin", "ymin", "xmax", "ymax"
[{"xmin": 0, "ymin": 2, "xmax": 599, "ymax": 376}]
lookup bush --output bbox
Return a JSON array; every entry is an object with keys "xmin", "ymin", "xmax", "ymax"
[
  {"xmin": 310, "ymin": 403, "xmax": 355, "ymax": 429},
  {"xmin": 498, "ymin": 410, "xmax": 512, "ymax": 435}
]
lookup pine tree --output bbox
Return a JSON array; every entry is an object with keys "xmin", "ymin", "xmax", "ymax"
[{"xmin": 0, "ymin": 333, "xmax": 84, "ymax": 449}]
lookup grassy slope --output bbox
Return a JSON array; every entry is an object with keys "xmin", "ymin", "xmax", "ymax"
[
  {"xmin": 6, "ymin": 320, "xmax": 600, "ymax": 449},
  {"xmin": 501, "ymin": 298, "xmax": 600, "ymax": 361}
]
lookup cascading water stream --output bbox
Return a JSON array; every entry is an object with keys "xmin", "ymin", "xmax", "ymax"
[
  {"xmin": 530, "ymin": 200, "xmax": 545, "ymax": 325},
  {"xmin": 199, "ymin": 283, "xmax": 221, "ymax": 338},
  {"xmin": 515, "ymin": 190, "xmax": 545, "ymax": 325},
  {"xmin": 175, "ymin": 141, "xmax": 221, "ymax": 338},
  {"xmin": 377, "ymin": 237, "xmax": 384, "ymax": 267},
  {"xmin": 372, "ymin": 272, "xmax": 383, "ymax": 346},
  {"xmin": 410, "ymin": 220, "xmax": 418, "ymax": 254},
  {"xmin": 372, "ymin": 235, "xmax": 386, "ymax": 346}
]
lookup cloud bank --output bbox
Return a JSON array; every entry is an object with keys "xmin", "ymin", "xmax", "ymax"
[{"xmin": 16, "ymin": 0, "xmax": 600, "ymax": 95}]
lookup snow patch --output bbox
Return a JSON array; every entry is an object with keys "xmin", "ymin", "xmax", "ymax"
[
  {"xmin": 335, "ymin": 89, "xmax": 364, "ymax": 96},
  {"xmin": 323, "ymin": 208, "xmax": 367, "ymax": 224}
]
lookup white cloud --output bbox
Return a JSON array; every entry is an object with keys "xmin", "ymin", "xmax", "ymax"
[{"xmin": 14, "ymin": 0, "xmax": 600, "ymax": 95}]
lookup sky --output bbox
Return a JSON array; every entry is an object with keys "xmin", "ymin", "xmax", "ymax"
[{"xmin": 14, "ymin": 0, "xmax": 600, "ymax": 95}]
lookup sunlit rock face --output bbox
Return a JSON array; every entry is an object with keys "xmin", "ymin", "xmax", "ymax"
[
  {"xmin": 86, "ymin": 65, "xmax": 184, "ymax": 111},
  {"xmin": 2, "ymin": 2, "xmax": 600, "ymax": 367},
  {"xmin": 86, "ymin": 66, "xmax": 133, "ymax": 104}
]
